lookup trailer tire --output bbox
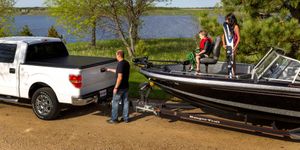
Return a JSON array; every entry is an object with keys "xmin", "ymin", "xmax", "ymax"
[{"xmin": 31, "ymin": 87, "xmax": 60, "ymax": 120}]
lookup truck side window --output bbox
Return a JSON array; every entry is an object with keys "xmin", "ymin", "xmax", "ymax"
[{"xmin": 0, "ymin": 44, "xmax": 17, "ymax": 63}]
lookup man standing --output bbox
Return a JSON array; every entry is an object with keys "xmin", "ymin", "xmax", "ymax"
[{"xmin": 106, "ymin": 50, "xmax": 130, "ymax": 124}]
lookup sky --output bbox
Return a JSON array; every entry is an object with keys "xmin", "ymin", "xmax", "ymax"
[
  {"xmin": 15, "ymin": 0, "xmax": 220, "ymax": 8},
  {"xmin": 15, "ymin": 0, "xmax": 45, "ymax": 7}
]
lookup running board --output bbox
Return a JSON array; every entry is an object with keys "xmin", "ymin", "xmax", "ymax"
[{"xmin": 0, "ymin": 96, "xmax": 19, "ymax": 103}]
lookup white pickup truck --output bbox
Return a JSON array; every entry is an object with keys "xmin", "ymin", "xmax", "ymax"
[{"xmin": 0, "ymin": 36, "xmax": 117, "ymax": 120}]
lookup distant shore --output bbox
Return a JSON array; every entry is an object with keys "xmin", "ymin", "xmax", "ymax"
[
  {"xmin": 14, "ymin": 7, "xmax": 215, "ymax": 16},
  {"xmin": 15, "ymin": 7, "xmax": 48, "ymax": 16}
]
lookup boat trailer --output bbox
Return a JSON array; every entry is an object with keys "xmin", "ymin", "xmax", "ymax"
[{"xmin": 135, "ymin": 82, "xmax": 300, "ymax": 140}]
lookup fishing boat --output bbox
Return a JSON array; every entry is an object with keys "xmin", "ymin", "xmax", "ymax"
[{"xmin": 133, "ymin": 38, "xmax": 300, "ymax": 127}]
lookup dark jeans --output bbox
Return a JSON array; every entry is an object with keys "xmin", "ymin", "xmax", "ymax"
[{"xmin": 111, "ymin": 88, "xmax": 129, "ymax": 121}]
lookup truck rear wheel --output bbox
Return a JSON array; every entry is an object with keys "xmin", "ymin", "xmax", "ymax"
[{"xmin": 31, "ymin": 87, "xmax": 60, "ymax": 120}]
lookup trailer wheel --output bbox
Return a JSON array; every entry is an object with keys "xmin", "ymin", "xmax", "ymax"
[{"xmin": 31, "ymin": 87, "xmax": 60, "ymax": 120}]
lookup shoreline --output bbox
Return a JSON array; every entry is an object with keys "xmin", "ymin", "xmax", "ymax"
[{"xmin": 14, "ymin": 7, "xmax": 215, "ymax": 16}]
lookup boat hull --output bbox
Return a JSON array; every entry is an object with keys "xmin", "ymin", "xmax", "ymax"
[{"xmin": 141, "ymin": 69, "xmax": 300, "ymax": 124}]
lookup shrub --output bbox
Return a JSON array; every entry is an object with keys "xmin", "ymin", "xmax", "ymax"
[
  {"xmin": 19, "ymin": 25, "xmax": 33, "ymax": 36},
  {"xmin": 135, "ymin": 40, "xmax": 148, "ymax": 56},
  {"xmin": 47, "ymin": 25, "xmax": 62, "ymax": 38},
  {"xmin": 0, "ymin": 28, "xmax": 8, "ymax": 37}
]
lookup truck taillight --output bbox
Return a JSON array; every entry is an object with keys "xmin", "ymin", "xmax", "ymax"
[{"xmin": 69, "ymin": 75, "xmax": 82, "ymax": 88}]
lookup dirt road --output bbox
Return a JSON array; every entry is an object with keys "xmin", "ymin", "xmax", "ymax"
[{"xmin": 0, "ymin": 101, "xmax": 299, "ymax": 150}]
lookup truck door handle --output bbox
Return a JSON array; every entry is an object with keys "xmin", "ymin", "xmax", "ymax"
[{"xmin": 9, "ymin": 68, "xmax": 15, "ymax": 74}]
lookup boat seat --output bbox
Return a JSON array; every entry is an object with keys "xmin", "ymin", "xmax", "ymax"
[{"xmin": 200, "ymin": 36, "xmax": 221, "ymax": 73}]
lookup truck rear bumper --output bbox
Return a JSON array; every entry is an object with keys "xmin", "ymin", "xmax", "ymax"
[
  {"xmin": 71, "ymin": 86, "xmax": 114, "ymax": 106},
  {"xmin": 72, "ymin": 96, "xmax": 98, "ymax": 106}
]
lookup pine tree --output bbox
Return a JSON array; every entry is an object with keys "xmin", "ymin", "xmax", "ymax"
[
  {"xmin": 47, "ymin": 25, "xmax": 62, "ymax": 38},
  {"xmin": 19, "ymin": 25, "xmax": 33, "ymax": 36}
]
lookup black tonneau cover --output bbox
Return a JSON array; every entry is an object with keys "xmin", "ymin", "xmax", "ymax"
[{"xmin": 24, "ymin": 55, "xmax": 117, "ymax": 69}]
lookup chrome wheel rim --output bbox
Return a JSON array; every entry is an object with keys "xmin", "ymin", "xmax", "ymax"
[{"xmin": 35, "ymin": 92, "xmax": 53, "ymax": 116}]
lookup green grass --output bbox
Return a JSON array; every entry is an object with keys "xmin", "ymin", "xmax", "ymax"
[
  {"xmin": 67, "ymin": 38, "xmax": 196, "ymax": 100},
  {"xmin": 67, "ymin": 40, "xmax": 123, "ymax": 58},
  {"xmin": 67, "ymin": 38, "xmax": 196, "ymax": 60}
]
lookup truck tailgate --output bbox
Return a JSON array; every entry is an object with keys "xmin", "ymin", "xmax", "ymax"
[{"xmin": 80, "ymin": 61, "xmax": 117, "ymax": 96}]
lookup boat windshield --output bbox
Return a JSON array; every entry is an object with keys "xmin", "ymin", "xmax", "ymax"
[{"xmin": 254, "ymin": 48, "xmax": 300, "ymax": 83}]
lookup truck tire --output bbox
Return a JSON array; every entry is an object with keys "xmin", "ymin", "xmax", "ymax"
[{"xmin": 31, "ymin": 87, "xmax": 60, "ymax": 120}]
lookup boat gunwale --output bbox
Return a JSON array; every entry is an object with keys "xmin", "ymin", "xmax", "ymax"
[{"xmin": 140, "ymin": 68, "xmax": 300, "ymax": 94}]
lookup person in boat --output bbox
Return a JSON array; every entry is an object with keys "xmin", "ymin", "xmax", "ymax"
[
  {"xmin": 222, "ymin": 13, "xmax": 240, "ymax": 77},
  {"xmin": 195, "ymin": 30, "xmax": 212, "ymax": 73}
]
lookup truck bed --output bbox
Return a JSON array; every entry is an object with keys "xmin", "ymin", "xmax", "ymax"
[{"xmin": 25, "ymin": 55, "xmax": 117, "ymax": 69}]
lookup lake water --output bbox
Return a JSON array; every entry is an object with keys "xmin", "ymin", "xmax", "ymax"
[{"xmin": 14, "ymin": 15, "xmax": 201, "ymax": 43}]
